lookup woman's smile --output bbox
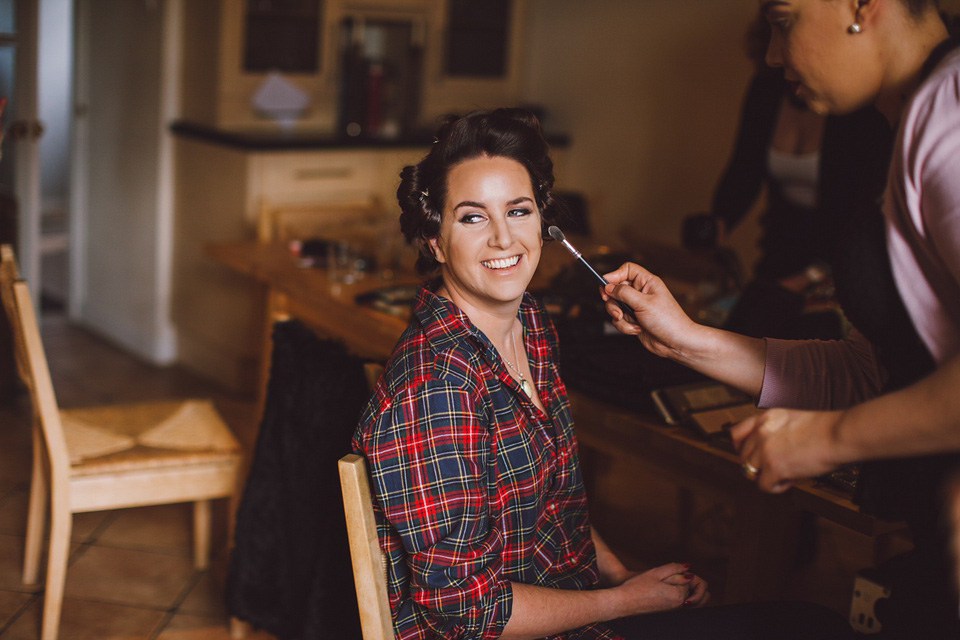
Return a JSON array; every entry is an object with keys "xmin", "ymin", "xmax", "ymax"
[{"xmin": 482, "ymin": 255, "xmax": 522, "ymax": 270}]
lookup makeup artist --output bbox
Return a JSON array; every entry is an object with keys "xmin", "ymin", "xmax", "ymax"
[
  {"xmin": 603, "ymin": 1, "xmax": 959, "ymax": 636},
  {"xmin": 353, "ymin": 108, "xmax": 849, "ymax": 640}
]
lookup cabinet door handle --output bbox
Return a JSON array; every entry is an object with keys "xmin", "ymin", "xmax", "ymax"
[{"xmin": 295, "ymin": 167, "xmax": 353, "ymax": 181}]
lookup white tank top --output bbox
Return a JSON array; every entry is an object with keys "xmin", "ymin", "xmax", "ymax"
[{"xmin": 767, "ymin": 148, "xmax": 819, "ymax": 209}]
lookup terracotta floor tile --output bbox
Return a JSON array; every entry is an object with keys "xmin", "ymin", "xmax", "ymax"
[
  {"xmin": 157, "ymin": 612, "xmax": 277, "ymax": 639},
  {"xmin": 62, "ymin": 545, "xmax": 196, "ymax": 609},
  {"xmin": 0, "ymin": 412, "xmax": 31, "ymax": 492},
  {"xmin": 0, "ymin": 588, "xmax": 34, "ymax": 626},
  {"xmin": 0, "ymin": 489, "xmax": 29, "ymax": 537},
  {"xmin": 177, "ymin": 556, "xmax": 228, "ymax": 618},
  {"xmin": 93, "ymin": 502, "xmax": 232, "ymax": 562},
  {"xmin": 0, "ymin": 533, "xmax": 43, "ymax": 593},
  {"xmin": 2, "ymin": 594, "xmax": 166, "ymax": 640},
  {"xmin": 0, "ymin": 489, "xmax": 113, "ymax": 542},
  {"xmin": 93, "ymin": 504, "xmax": 194, "ymax": 556}
]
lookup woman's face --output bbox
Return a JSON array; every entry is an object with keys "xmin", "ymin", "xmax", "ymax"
[
  {"xmin": 762, "ymin": 0, "xmax": 881, "ymax": 114},
  {"xmin": 429, "ymin": 155, "xmax": 542, "ymax": 316}
]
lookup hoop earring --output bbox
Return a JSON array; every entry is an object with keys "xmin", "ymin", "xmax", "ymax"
[{"xmin": 848, "ymin": 22, "xmax": 862, "ymax": 33}]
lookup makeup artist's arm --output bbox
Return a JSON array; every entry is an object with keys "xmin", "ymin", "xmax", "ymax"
[{"xmin": 601, "ymin": 262, "xmax": 766, "ymax": 396}]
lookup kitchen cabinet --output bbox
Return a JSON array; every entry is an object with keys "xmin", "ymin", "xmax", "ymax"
[
  {"xmin": 180, "ymin": 0, "xmax": 528, "ymax": 134},
  {"xmin": 170, "ymin": 130, "xmax": 427, "ymax": 392}
]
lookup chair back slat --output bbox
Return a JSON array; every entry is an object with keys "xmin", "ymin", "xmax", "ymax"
[
  {"xmin": 338, "ymin": 453, "xmax": 394, "ymax": 640},
  {"xmin": 1, "ymin": 245, "xmax": 32, "ymax": 393},
  {"xmin": 10, "ymin": 279, "xmax": 72, "ymax": 478}
]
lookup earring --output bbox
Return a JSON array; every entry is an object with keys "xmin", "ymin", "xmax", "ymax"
[{"xmin": 848, "ymin": 22, "xmax": 862, "ymax": 33}]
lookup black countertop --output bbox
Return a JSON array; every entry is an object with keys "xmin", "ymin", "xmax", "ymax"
[{"xmin": 170, "ymin": 120, "xmax": 569, "ymax": 152}]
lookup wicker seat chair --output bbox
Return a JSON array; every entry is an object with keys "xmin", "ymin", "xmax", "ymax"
[{"xmin": 0, "ymin": 244, "xmax": 243, "ymax": 640}]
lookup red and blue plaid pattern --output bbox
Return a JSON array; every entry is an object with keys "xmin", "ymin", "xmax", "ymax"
[{"xmin": 354, "ymin": 286, "xmax": 621, "ymax": 640}]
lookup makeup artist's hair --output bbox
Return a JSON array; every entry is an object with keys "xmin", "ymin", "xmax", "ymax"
[
  {"xmin": 397, "ymin": 108, "xmax": 558, "ymax": 275},
  {"xmin": 901, "ymin": 0, "xmax": 939, "ymax": 18}
]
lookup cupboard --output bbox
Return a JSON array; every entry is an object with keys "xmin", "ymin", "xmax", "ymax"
[{"xmin": 180, "ymin": 0, "xmax": 529, "ymax": 135}]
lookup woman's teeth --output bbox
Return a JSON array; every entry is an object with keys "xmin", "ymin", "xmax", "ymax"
[{"xmin": 482, "ymin": 256, "xmax": 520, "ymax": 269}]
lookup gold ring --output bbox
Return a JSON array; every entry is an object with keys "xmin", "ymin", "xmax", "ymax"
[{"xmin": 741, "ymin": 462, "xmax": 759, "ymax": 481}]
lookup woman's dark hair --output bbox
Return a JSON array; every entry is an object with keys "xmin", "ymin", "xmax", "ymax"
[
  {"xmin": 903, "ymin": 0, "xmax": 939, "ymax": 18},
  {"xmin": 744, "ymin": 9, "xmax": 771, "ymax": 66},
  {"xmin": 397, "ymin": 108, "xmax": 558, "ymax": 275}
]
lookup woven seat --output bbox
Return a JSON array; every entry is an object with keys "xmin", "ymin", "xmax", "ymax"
[{"xmin": 0, "ymin": 244, "xmax": 243, "ymax": 640}]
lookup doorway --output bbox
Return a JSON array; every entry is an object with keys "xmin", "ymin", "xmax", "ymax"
[
  {"xmin": 0, "ymin": 0, "xmax": 74, "ymax": 316},
  {"xmin": 37, "ymin": 0, "xmax": 73, "ymax": 314}
]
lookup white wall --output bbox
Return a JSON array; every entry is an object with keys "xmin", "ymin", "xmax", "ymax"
[
  {"xmin": 523, "ymin": 0, "xmax": 763, "ymax": 267},
  {"xmin": 73, "ymin": 0, "xmax": 176, "ymax": 363},
  {"xmin": 38, "ymin": 0, "xmax": 71, "ymax": 211}
]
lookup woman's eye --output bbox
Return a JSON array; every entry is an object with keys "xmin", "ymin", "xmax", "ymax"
[
  {"xmin": 770, "ymin": 16, "xmax": 792, "ymax": 32},
  {"xmin": 508, "ymin": 207, "xmax": 533, "ymax": 218},
  {"xmin": 459, "ymin": 212, "xmax": 484, "ymax": 224}
]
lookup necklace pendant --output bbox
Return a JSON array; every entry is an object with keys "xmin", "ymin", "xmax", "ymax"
[{"xmin": 520, "ymin": 379, "xmax": 533, "ymax": 397}]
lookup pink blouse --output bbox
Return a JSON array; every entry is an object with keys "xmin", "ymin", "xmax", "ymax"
[{"xmin": 758, "ymin": 48, "xmax": 960, "ymax": 410}]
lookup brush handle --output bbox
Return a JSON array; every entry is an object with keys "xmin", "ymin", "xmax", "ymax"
[
  {"xmin": 577, "ymin": 256, "xmax": 608, "ymax": 286},
  {"xmin": 575, "ymin": 257, "xmax": 639, "ymax": 324}
]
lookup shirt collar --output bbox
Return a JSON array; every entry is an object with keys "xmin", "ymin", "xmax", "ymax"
[{"xmin": 412, "ymin": 285, "xmax": 548, "ymax": 359}]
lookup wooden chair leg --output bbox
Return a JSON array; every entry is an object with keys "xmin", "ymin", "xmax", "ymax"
[
  {"xmin": 227, "ymin": 488, "xmax": 240, "ymax": 550},
  {"xmin": 41, "ymin": 503, "xmax": 72, "ymax": 640},
  {"xmin": 22, "ymin": 428, "xmax": 48, "ymax": 585},
  {"xmin": 229, "ymin": 615, "xmax": 253, "ymax": 639},
  {"xmin": 193, "ymin": 499, "xmax": 211, "ymax": 570}
]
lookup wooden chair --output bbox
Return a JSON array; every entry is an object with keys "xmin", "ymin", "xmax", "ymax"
[
  {"xmin": 0, "ymin": 245, "xmax": 243, "ymax": 640},
  {"xmin": 339, "ymin": 453, "xmax": 394, "ymax": 640},
  {"xmin": 256, "ymin": 196, "xmax": 385, "ymax": 243}
]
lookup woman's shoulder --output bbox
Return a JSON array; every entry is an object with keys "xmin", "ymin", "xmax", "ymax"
[
  {"xmin": 909, "ymin": 44, "xmax": 960, "ymax": 123},
  {"xmin": 378, "ymin": 323, "xmax": 487, "ymax": 399}
]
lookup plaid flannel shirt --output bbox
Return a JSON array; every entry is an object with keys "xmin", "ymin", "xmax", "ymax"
[{"xmin": 354, "ymin": 286, "xmax": 622, "ymax": 640}]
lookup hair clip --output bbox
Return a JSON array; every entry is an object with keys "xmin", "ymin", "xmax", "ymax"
[{"xmin": 419, "ymin": 189, "xmax": 429, "ymax": 201}]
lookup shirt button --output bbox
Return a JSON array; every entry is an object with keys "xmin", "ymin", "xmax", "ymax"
[{"xmin": 548, "ymin": 502, "xmax": 557, "ymax": 512}]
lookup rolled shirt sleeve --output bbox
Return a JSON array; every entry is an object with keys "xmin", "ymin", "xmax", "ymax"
[
  {"xmin": 367, "ymin": 377, "xmax": 512, "ymax": 640},
  {"xmin": 758, "ymin": 328, "xmax": 885, "ymax": 410}
]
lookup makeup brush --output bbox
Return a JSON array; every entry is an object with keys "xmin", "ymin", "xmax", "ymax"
[{"xmin": 547, "ymin": 226, "xmax": 638, "ymax": 323}]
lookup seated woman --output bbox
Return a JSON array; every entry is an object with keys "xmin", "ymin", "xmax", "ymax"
[{"xmin": 353, "ymin": 108, "xmax": 849, "ymax": 640}]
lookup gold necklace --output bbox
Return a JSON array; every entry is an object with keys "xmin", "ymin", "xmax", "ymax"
[{"xmin": 502, "ymin": 327, "xmax": 533, "ymax": 398}]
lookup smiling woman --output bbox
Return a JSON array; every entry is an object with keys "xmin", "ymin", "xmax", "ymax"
[{"xmin": 349, "ymin": 108, "xmax": 850, "ymax": 640}]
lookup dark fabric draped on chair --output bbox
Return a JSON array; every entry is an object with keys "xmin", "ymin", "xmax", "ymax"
[{"xmin": 226, "ymin": 319, "xmax": 369, "ymax": 640}]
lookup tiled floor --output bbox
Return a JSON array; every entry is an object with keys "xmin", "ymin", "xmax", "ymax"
[{"xmin": 0, "ymin": 314, "xmax": 274, "ymax": 640}]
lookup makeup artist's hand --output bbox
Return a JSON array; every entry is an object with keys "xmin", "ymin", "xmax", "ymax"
[
  {"xmin": 730, "ymin": 407, "xmax": 845, "ymax": 493},
  {"xmin": 601, "ymin": 262, "xmax": 700, "ymax": 359}
]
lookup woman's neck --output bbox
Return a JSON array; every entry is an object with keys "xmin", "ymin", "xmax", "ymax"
[
  {"xmin": 434, "ymin": 283, "xmax": 521, "ymax": 349},
  {"xmin": 874, "ymin": 13, "xmax": 949, "ymax": 126}
]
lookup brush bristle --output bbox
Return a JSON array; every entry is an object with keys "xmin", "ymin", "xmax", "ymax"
[{"xmin": 547, "ymin": 226, "xmax": 565, "ymax": 241}]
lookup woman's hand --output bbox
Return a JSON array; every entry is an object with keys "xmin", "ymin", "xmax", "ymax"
[
  {"xmin": 601, "ymin": 262, "xmax": 699, "ymax": 359},
  {"xmin": 613, "ymin": 563, "xmax": 710, "ymax": 615},
  {"xmin": 591, "ymin": 526, "xmax": 636, "ymax": 587},
  {"xmin": 730, "ymin": 408, "xmax": 845, "ymax": 493}
]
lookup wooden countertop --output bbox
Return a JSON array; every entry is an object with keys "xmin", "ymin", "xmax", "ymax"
[{"xmin": 172, "ymin": 120, "xmax": 570, "ymax": 152}]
